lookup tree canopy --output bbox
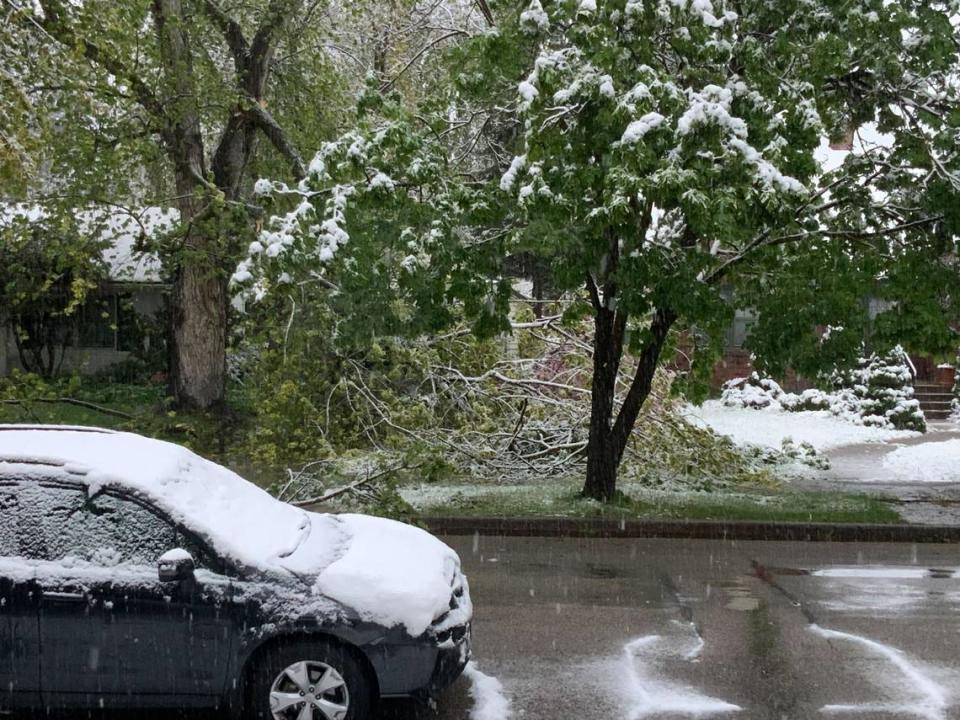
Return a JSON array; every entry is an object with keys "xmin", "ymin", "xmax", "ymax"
[{"xmin": 237, "ymin": 0, "xmax": 960, "ymax": 498}]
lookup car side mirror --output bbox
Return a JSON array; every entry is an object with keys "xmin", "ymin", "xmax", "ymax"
[{"xmin": 158, "ymin": 548, "xmax": 195, "ymax": 583}]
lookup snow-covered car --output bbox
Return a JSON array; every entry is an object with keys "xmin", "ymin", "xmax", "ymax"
[{"xmin": 0, "ymin": 425, "xmax": 471, "ymax": 719}]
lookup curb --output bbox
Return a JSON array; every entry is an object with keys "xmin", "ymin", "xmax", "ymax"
[{"xmin": 418, "ymin": 516, "xmax": 960, "ymax": 543}]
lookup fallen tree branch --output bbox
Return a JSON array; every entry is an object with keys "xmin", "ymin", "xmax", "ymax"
[
  {"xmin": 1, "ymin": 397, "xmax": 134, "ymax": 420},
  {"xmin": 292, "ymin": 462, "xmax": 420, "ymax": 507}
]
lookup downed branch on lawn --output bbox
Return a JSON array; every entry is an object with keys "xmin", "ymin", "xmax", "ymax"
[{"xmin": 260, "ymin": 315, "xmax": 779, "ymax": 506}]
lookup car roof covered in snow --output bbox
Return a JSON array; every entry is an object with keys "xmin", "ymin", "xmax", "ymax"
[
  {"xmin": 0, "ymin": 424, "xmax": 346, "ymax": 577},
  {"xmin": 0, "ymin": 424, "xmax": 468, "ymax": 636}
]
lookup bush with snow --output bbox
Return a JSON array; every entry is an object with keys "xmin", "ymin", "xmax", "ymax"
[
  {"xmin": 720, "ymin": 346, "xmax": 926, "ymax": 432},
  {"xmin": 830, "ymin": 346, "xmax": 925, "ymax": 432},
  {"xmin": 720, "ymin": 374, "xmax": 787, "ymax": 409}
]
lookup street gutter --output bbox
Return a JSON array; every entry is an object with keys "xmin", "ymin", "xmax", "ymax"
[{"xmin": 419, "ymin": 516, "xmax": 960, "ymax": 543}]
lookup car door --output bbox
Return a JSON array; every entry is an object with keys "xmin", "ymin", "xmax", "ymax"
[
  {"xmin": 0, "ymin": 480, "xmax": 40, "ymax": 710},
  {"xmin": 16, "ymin": 481, "xmax": 243, "ymax": 707}
]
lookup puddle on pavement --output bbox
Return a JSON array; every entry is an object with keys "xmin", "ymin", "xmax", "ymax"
[
  {"xmin": 585, "ymin": 562, "xmax": 621, "ymax": 578},
  {"xmin": 720, "ymin": 577, "xmax": 761, "ymax": 612}
]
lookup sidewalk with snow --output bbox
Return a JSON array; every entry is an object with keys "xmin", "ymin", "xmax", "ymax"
[
  {"xmin": 688, "ymin": 400, "xmax": 960, "ymax": 524},
  {"xmin": 684, "ymin": 401, "xmax": 921, "ymax": 453}
]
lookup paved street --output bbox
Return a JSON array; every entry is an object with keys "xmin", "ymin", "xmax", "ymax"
[{"xmin": 381, "ymin": 535, "xmax": 960, "ymax": 720}]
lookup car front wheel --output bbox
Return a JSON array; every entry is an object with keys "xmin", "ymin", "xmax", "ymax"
[{"xmin": 246, "ymin": 639, "xmax": 374, "ymax": 720}]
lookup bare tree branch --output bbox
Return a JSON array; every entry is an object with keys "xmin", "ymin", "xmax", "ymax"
[
  {"xmin": 200, "ymin": 0, "xmax": 250, "ymax": 72},
  {"xmin": 246, "ymin": 98, "xmax": 307, "ymax": 179}
]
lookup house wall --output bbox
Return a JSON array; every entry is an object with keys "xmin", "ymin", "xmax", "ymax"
[{"xmin": 1, "ymin": 285, "xmax": 165, "ymax": 377}]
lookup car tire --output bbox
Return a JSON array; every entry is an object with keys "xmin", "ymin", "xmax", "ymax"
[{"xmin": 245, "ymin": 637, "xmax": 374, "ymax": 720}]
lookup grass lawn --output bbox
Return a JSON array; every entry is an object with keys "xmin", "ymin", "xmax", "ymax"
[
  {"xmin": 0, "ymin": 380, "xmax": 166, "ymax": 425},
  {"xmin": 0, "ymin": 382, "xmax": 903, "ymax": 525},
  {"xmin": 400, "ymin": 482, "xmax": 902, "ymax": 524}
]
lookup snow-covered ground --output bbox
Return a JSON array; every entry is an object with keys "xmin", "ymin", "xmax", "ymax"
[
  {"xmin": 881, "ymin": 440, "xmax": 960, "ymax": 483},
  {"xmin": 685, "ymin": 401, "xmax": 919, "ymax": 452}
]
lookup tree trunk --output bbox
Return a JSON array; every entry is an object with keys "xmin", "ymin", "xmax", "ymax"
[
  {"xmin": 582, "ymin": 304, "xmax": 621, "ymax": 501},
  {"xmin": 154, "ymin": 0, "xmax": 228, "ymax": 410},
  {"xmin": 170, "ymin": 250, "xmax": 227, "ymax": 410},
  {"xmin": 582, "ymin": 306, "xmax": 677, "ymax": 501},
  {"xmin": 168, "ymin": 163, "xmax": 227, "ymax": 410}
]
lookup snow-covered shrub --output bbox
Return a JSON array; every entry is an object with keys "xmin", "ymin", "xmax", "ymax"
[
  {"xmin": 831, "ymin": 346, "xmax": 925, "ymax": 432},
  {"xmin": 720, "ymin": 346, "xmax": 925, "ymax": 432},
  {"xmin": 720, "ymin": 373, "xmax": 787, "ymax": 409},
  {"xmin": 779, "ymin": 388, "xmax": 830, "ymax": 412}
]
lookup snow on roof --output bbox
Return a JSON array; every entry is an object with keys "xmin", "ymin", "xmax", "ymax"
[
  {"xmin": 0, "ymin": 425, "xmax": 466, "ymax": 636},
  {"xmin": 1, "ymin": 204, "xmax": 175, "ymax": 284},
  {"xmin": 90, "ymin": 207, "xmax": 175, "ymax": 283}
]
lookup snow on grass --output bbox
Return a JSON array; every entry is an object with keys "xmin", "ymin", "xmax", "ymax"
[
  {"xmin": 685, "ymin": 401, "xmax": 918, "ymax": 452},
  {"xmin": 881, "ymin": 440, "xmax": 960, "ymax": 483},
  {"xmin": 464, "ymin": 661, "xmax": 513, "ymax": 720}
]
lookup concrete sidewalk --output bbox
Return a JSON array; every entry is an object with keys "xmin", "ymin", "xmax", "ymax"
[{"xmin": 798, "ymin": 422, "xmax": 960, "ymax": 525}]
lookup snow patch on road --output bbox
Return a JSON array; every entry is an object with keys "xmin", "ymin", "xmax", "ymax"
[
  {"xmin": 811, "ymin": 567, "xmax": 960, "ymax": 614},
  {"xmin": 686, "ymin": 402, "xmax": 917, "ymax": 451},
  {"xmin": 621, "ymin": 633, "xmax": 741, "ymax": 718},
  {"xmin": 464, "ymin": 661, "xmax": 513, "ymax": 720},
  {"xmin": 881, "ymin": 440, "xmax": 960, "ymax": 483},
  {"xmin": 813, "ymin": 567, "xmax": 955, "ymax": 579},
  {"xmin": 810, "ymin": 625, "xmax": 948, "ymax": 720}
]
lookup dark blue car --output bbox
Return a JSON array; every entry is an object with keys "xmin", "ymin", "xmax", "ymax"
[{"xmin": 0, "ymin": 425, "xmax": 472, "ymax": 719}]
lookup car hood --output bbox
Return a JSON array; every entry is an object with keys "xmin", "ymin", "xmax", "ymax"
[{"xmin": 292, "ymin": 513, "xmax": 467, "ymax": 638}]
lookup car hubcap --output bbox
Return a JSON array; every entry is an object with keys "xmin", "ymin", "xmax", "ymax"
[{"xmin": 269, "ymin": 660, "xmax": 350, "ymax": 720}]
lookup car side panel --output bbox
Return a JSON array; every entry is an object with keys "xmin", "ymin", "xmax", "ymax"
[
  {"xmin": 227, "ymin": 618, "xmax": 445, "ymax": 704},
  {"xmin": 0, "ymin": 576, "xmax": 40, "ymax": 709}
]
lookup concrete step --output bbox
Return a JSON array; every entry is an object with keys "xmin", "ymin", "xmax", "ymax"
[{"xmin": 913, "ymin": 381, "xmax": 953, "ymax": 392}]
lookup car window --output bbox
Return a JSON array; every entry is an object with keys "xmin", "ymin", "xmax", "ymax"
[
  {"xmin": 11, "ymin": 483, "xmax": 214, "ymax": 570},
  {"xmin": 15, "ymin": 483, "xmax": 176, "ymax": 565},
  {"xmin": 0, "ymin": 485, "xmax": 20, "ymax": 557}
]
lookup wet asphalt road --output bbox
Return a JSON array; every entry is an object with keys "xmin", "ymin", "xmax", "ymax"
[
  {"xmin": 30, "ymin": 536, "xmax": 960, "ymax": 720},
  {"xmin": 380, "ymin": 535, "xmax": 960, "ymax": 720}
]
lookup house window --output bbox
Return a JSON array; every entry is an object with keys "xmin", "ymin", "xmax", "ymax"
[
  {"xmin": 73, "ymin": 292, "xmax": 140, "ymax": 350},
  {"xmin": 725, "ymin": 311, "xmax": 755, "ymax": 349},
  {"xmin": 75, "ymin": 295, "xmax": 117, "ymax": 348}
]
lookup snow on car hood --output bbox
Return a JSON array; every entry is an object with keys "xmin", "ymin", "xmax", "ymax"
[
  {"xmin": 0, "ymin": 425, "xmax": 345, "ymax": 576},
  {"xmin": 310, "ymin": 513, "xmax": 464, "ymax": 637}
]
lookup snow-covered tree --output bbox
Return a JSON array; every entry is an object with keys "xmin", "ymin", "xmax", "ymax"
[
  {"xmin": 490, "ymin": 0, "xmax": 960, "ymax": 499},
  {"xmin": 237, "ymin": 0, "xmax": 960, "ymax": 500}
]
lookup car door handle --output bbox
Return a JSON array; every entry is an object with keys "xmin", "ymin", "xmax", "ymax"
[{"xmin": 42, "ymin": 591, "xmax": 86, "ymax": 603}]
